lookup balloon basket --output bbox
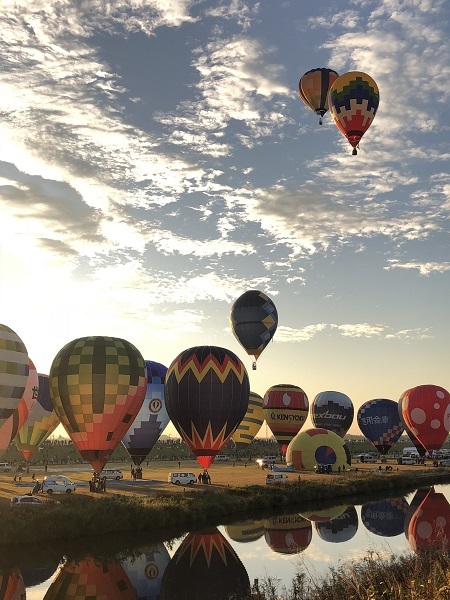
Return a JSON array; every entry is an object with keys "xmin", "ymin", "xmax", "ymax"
[{"xmin": 252, "ymin": 361, "xmax": 257, "ymax": 370}]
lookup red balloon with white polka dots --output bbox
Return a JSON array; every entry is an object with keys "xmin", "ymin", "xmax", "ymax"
[{"xmin": 400, "ymin": 384, "xmax": 450, "ymax": 452}]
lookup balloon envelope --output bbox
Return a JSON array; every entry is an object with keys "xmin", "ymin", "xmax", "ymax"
[
  {"xmin": 263, "ymin": 384, "xmax": 309, "ymax": 453},
  {"xmin": 357, "ymin": 398, "xmax": 403, "ymax": 454},
  {"xmin": 230, "ymin": 290, "xmax": 278, "ymax": 365},
  {"xmin": 232, "ymin": 391, "xmax": 264, "ymax": 448},
  {"xmin": 15, "ymin": 374, "xmax": 60, "ymax": 462},
  {"xmin": 299, "ymin": 67, "xmax": 339, "ymax": 121},
  {"xmin": 328, "ymin": 71, "xmax": 379, "ymax": 154},
  {"xmin": 49, "ymin": 336, "xmax": 147, "ymax": 474},
  {"xmin": 0, "ymin": 324, "xmax": 29, "ymax": 430},
  {"xmin": 122, "ymin": 360, "xmax": 169, "ymax": 466},
  {"xmin": 286, "ymin": 428, "xmax": 351, "ymax": 471},
  {"xmin": 311, "ymin": 391, "xmax": 353, "ymax": 437},
  {"xmin": 315, "ymin": 506, "xmax": 358, "ymax": 543},
  {"xmin": 165, "ymin": 346, "xmax": 249, "ymax": 469},
  {"xmin": 400, "ymin": 384, "xmax": 450, "ymax": 452},
  {"xmin": 224, "ymin": 519, "xmax": 265, "ymax": 544},
  {"xmin": 408, "ymin": 487, "xmax": 450, "ymax": 553},
  {"xmin": 361, "ymin": 498, "xmax": 409, "ymax": 537},
  {"xmin": 398, "ymin": 395, "xmax": 427, "ymax": 457},
  {"xmin": 264, "ymin": 514, "xmax": 312, "ymax": 554},
  {"xmin": 121, "ymin": 543, "xmax": 171, "ymax": 600}
]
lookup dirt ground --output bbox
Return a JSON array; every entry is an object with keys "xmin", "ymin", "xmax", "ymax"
[{"xmin": 0, "ymin": 458, "xmax": 431, "ymax": 506}]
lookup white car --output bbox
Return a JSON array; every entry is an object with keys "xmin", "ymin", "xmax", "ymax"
[
  {"xmin": 168, "ymin": 472, "xmax": 197, "ymax": 485},
  {"xmin": 11, "ymin": 495, "xmax": 44, "ymax": 507},
  {"xmin": 97, "ymin": 469, "xmax": 124, "ymax": 480},
  {"xmin": 265, "ymin": 473, "xmax": 289, "ymax": 485},
  {"xmin": 42, "ymin": 475, "xmax": 76, "ymax": 494}
]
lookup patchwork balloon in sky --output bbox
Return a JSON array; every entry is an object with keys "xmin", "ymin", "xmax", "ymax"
[
  {"xmin": 230, "ymin": 290, "xmax": 278, "ymax": 370},
  {"xmin": 357, "ymin": 398, "xmax": 404, "ymax": 454},
  {"xmin": 328, "ymin": 71, "xmax": 380, "ymax": 155},
  {"xmin": 263, "ymin": 384, "xmax": 309, "ymax": 453},
  {"xmin": 49, "ymin": 336, "xmax": 147, "ymax": 474},
  {"xmin": 165, "ymin": 345, "xmax": 249, "ymax": 468},
  {"xmin": 0, "ymin": 323, "xmax": 29, "ymax": 430},
  {"xmin": 299, "ymin": 67, "xmax": 339, "ymax": 124}
]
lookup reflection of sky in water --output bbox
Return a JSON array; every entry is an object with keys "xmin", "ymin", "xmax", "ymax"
[{"xmin": 7, "ymin": 486, "xmax": 450, "ymax": 597}]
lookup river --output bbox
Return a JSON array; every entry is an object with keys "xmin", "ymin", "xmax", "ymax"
[{"xmin": 3, "ymin": 483, "xmax": 450, "ymax": 599}]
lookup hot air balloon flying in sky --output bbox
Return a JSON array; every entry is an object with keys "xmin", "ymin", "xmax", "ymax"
[
  {"xmin": 328, "ymin": 71, "xmax": 380, "ymax": 155},
  {"xmin": 299, "ymin": 67, "xmax": 339, "ymax": 124},
  {"xmin": 263, "ymin": 384, "xmax": 309, "ymax": 453},
  {"xmin": 400, "ymin": 384, "xmax": 450, "ymax": 452},
  {"xmin": 0, "ymin": 324, "xmax": 29, "ymax": 431},
  {"xmin": 49, "ymin": 336, "xmax": 147, "ymax": 474},
  {"xmin": 165, "ymin": 346, "xmax": 249, "ymax": 469},
  {"xmin": 232, "ymin": 390, "xmax": 264, "ymax": 449},
  {"xmin": 311, "ymin": 391, "xmax": 354, "ymax": 437},
  {"xmin": 230, "ymin": 290, "xmax": 278, "ymax": 370},
  {"xmin": 122, "ymin": 360, "xmax": 169, "ymax": 466},
  {"xmin": 357, "ymin": 398, "xmax": 404, "ymax": 455}
]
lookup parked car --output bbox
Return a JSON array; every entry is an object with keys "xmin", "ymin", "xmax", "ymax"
[
  {"xmin": 265, "ymin": 473, "xmax": 288, "ymax": 485},
  {"xmin": 215, "ymin": 455, "xmax": 230, "ymax": 461},
  {"xmin": 397, "ymin": 457, "xmax": 415, "ymax": 465},
  {"xmin": 168, "ymin": 472, "xmax": 197, "ymax": 485},
  {"xmin": 256, "ymin": 456, "xmax": 277, "ymax": 468},
  {"xmin": 97, "ymin": 469, "xmax": 124, "ymax": 480},
  {"xmin": 357, "ymin": 454, "xmax": 377, "ymax": 463},
  {"xmin": 42, "ymin": 475, "xmax": 76, "ymax": 494},
  {"xmin": 0, "ymin": 462, "xmax": 11, "ymax": 472},
  {"xmin": 10, "ymin": 494, "xmax": 44, "ymax": 507}
]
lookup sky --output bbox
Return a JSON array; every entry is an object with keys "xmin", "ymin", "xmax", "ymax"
[{"xmin": 1, "ymin": 0, "xmax": 449, "ymax": 438}]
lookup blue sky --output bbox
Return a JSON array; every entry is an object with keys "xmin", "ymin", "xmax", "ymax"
[{"xmin": 0, "ymin": 0, "xmax": 449, "ymax": 437}]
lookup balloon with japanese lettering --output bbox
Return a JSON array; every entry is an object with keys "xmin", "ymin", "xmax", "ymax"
[
  {"xmin": 232, "ymin": 391, "xmax": 264, "ymax": 448},
  {"xmin": 315, "ymin": 506, "xmax": 359, "ymax": 543},
  {"xmin": 299, "ymin": 67, "xmax": 339, "ymax": 124},
  {"xmin": 328, "ymin": 71, "xmax": 380, "ymax": 155},
  {"xmin": 399, "ymin": 384, "xmax": 450, "ymax": 452},
  {"xmin": 357, "ymin": 398, "xmax": 403, "ymax": 455},
  {"xmin": 286, "ymin": 428, "xmax": 351, "ymax": 472},
  {"xmin": 230, "ymin": 290, "xmax": 278, "ymax": 370},
  {"xmin": 408, "ymin": 487, "xmax": 450, "ymax": 553},
  {"xmin": 122, "ymin": 360, "xmax": 169, "ymax": 466},
  {"xmin": 264, "ymin": 514, "xmax": 312, "ymax": 554},
  {"xmin": 43, "ymin": 556, "xmax": 136, "ymax": 600},
  {"xmin": 361, "ymin": 498, "xmax": 409, "ymax": 537},
  {"xmin": 49, "ymin": 336, "xmax": 147, "ymax": 474},
  {"xmin": 165, "ymin": 346, "xmax": 249, "ymax": 469},
  {"xmin": 0, "ymin": 324, "xmax": 29, "ymax": 431},
  {"xmin": 0, "ymin": 358, "xmax": 38, "ymax": 458},
  {"xmin": 160, "ymin": 528, "xmax": 250, "ymax": 600},
  {"xmin": 263, "ymin": 384, "xmax": 309, "ymax": 453},
  {"xmin": 311, "ymin": 391, "xmax": 354, "ymax": 437},
  {"xmin": 398, "ymin": 395, "xmax": 427, "ymax": 457},
  {"xmin": 121, "ymin": 543, "xmax": 171, "ymax": 600},
  {"xmin": 15, "ymin": 374, "xmax": 60, "ymax": 462}
]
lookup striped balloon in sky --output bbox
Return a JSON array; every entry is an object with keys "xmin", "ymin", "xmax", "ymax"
[
  {"xmin": 0, "ymin": 324, "xmax": 29, "ymax": 430},
  {"xmin": 122, "ymin": 360, "xmax": 169, "ymax": 466},
  {"xmin": 299, "ymin": 67, "xmax": 339, "ymax": 124},
  {"xmin": 328, "ymin": 71, "xmax": 379, "ymax": 155},
  {"xmin": 15, "ymin": 373, "xmax": 60, "ymax": 462},
  {"xmin": 232, "ymin": 391, "xmax": 264, "ymax": 448},
  {"xmin": 49, "ymin": 336, "xmax": 147, "ymax": 474}
]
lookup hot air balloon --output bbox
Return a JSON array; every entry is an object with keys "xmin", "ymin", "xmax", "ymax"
[
  {"xmin": 44, "ymin": 556, "xmax": 136, "ymax": 600},
  {"xmin": 263, "ymin": 385, "xmax": 309, "ymax": 453},
  {"xmin": 165, "ymin": 346, "xmax": 249, "ymax": 469},
  {"xmin": 400, "ymin": 384, "xmax": 450, "ymax": 452},
  {"xmin": 311, "ymin": 391, "xmax": 354, "ymax": 437},
  {"xmin": 15, "ymin": 374, "xmax": 60, "ymax": 462},
  {"xmin": 328, "ymin": 71, "xmax": 380, "ymax": 155},
  {"xmin": 230, "ymin": 290, "xmax": 278, "ymax": 370},
  {"xmin": 122, "ymin": 360, "xmax": 169, "ymax": 466},
  {"xmin": 398, "ymin": 395, "xmax": 427, "ymax": 457},
  {"xmin": 121, "ymin": 543, "xmax": 171, "ymax": 600},
  {"xmin": 264, "ymin": 514, "xmax": 312, "ymax": 554},
  {"xmin": 286, "ymin": 428, "xmax": 351, "ymax": 471},
  {"xmin": 0, "ymin": 569, "xmax": 26, "ymax": 600},
  {"xmin": 0, "ymin": 324, "xmax": 29, "ymax": 430},
  {"xmin": 224, "ymin": 519, "xmax": 265, "ymax": 544},
  {"xmin": 232, "ymin": 391, "xmax": 264, "ymax": 449},
  {"xmin": 408, "ymin": 487, "xmax": 450, "ymax": 553},
  {"xmin": 300, "ymin": 504, "xmax": 347, "ymax": 523},
  {"xmin": 49, "ymin": 336, "xmax": 147, "ymax": 474},
  {"xmin": 160, "ymin": 528, "xmax": 250, "ymax": 600},
  {"xmin": 0, "ymin": 358, "xmax": 38, "ymax": 458},
  {"xmin": 357, "ymin": 399, "xmax": 404, "ymax": 455},
  {"xmin": 361, "ymin": 498, "xmax": 409, "ymax": 537},
  {"xmin": 299, "ymin": 67, "xmax": 339, "ymax": 124},
  {"xmin": 315, "ymin": 506, "xmax": 358, "ymax": 543}
]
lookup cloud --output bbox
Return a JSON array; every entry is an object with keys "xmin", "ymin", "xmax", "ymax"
[
  {"xmin": 276, "ymin": 323, "xmax": 432, "ymax": 342},
  {"xmin": 385, "ymin": 260, "xmax": 450, "ymax": 276}
]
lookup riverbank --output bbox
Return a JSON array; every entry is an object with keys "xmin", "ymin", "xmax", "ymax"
[{"xmin": 2, "ymin": 468, "xmax": 450, "ymax": 547}]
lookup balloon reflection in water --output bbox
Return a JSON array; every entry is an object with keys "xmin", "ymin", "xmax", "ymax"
[
  {"xmin": 361, "ymin": 498, "xmax": 409, "ymax": 537},
  {"xmin": 43, "ymin": 556, "xmax": 136, "ymax": 600},
  {"xmin": 160, "ymin": 528, "xmax": 250, "ymax": 600},
  {"xmin": 408, "ymin": 487, "xmax": 450, "ymax": 553},
  {"xmin": 0, "ymin": 568, "xmax": 26, "ymax": 600},
  {"xmin": 264, "ymin": 514, "xmax": 312, "ymax": 554},
  {"xmin": 21, "ymin": 562, "xmax": 59, "ymax": 588},
  {"xmin": 224, "ymin": 519, "xmax": 265, "ymax": 543},
  {"xmin": 300, "ymin": 504, "xmax": 347, "ymax": 523},
  {"xmin": 121, "ymin": 543, "xmax": 171, "ymax": 600},
  {"xmin": 404, "ymin": 488, "xmax": 430, "ymax": 539},
  {"xmin": 315, "ymin": 506, "xmax": 359, "ymax": 543}
]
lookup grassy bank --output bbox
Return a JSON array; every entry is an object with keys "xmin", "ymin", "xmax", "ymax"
[{"xmin": 2, "ymin": 469, "xmax": 450, "ymax": 547}]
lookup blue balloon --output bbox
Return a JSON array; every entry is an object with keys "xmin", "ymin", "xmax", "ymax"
[{"xmin": 357, "ymin": 398, "xmax": 404, "ymax": 454}]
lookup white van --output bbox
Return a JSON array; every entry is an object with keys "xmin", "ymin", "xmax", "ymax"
[
  {"xmin": 98, "ymin": 469, "xmax": 123, "ymax": 480},
  {"xmin": 256, "ymin": 455, "xmax": 277, "ymax": 468},
  {"xmin": 0, "ymin": 462, "xmax": 11, "ymax": 472},
  {"xmin": 357, "ymin": 454, "xmax": 377, "ymax": 463},
  {"xmin": 215, "ymin": 455, "xmax": 230, "ymax": 461},
  {"xmin": 265, "ymin": 473, "xmax": 289, "ymax": 485},
  {"xmin": 42, "ymin": 475, "xmax": 76, "ymax": 494},
  {"xmin": 168, "ymin": 472, "xmax": 197, "ymax": 485},
  {"xmin": 397, "ymin": 456, "xmax": 415, "ymax": 465}
]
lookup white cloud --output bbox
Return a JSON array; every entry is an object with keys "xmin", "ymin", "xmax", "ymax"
[
  {"xmin": 276, "ymin": 322, "xmax": 432, "ymax": 342},
  {"xmin": 385, "ymin": 260, "xmax": 450, "ymax": 276}
]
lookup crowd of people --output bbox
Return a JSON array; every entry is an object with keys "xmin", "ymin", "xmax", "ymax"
[{"xmin": 198, "ymin": 470, "xmax": 211, "ymax": 484}]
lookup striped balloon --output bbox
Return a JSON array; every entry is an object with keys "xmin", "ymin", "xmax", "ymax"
[
  {"xmin": 0, "ymin": 324, "xmax": 29, "ymax": 429},
  {"xmin": 263, "ymin": 384, "xmax": 309, "ymax": 453},
  {"xmin": 232, "ymin": 391, "xmax": 264, "ymax": 448}
]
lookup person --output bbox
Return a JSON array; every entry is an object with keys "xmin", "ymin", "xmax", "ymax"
[
  {"xmin": 379, "ymin": 465, "xmax": 382, "ymax": 472},
  {"xmin": 178, "ymin": 461, "xmax": 181, "ymax": 469},
  {"xmin": 342, "ymin": 465, "xmax": 346, "ymax": 472},
  {"xmin": 12, "ymin": 474, "xmax": 17, "ymax": 484},
  {"xmin": 338, "ymin": 466, "xmax": 341, "ymax": 474},
  {"xmin": 32, "ymin": 480, "xmax": 41, "ymax": 495},
  {"xmin": 198, "ymin": 472, "xmax": 202, "ymax": 484},
  {"xmin": 131, "ymin": 467, "xmax": 135, "ymax": 480},
  {"xmin": 206, "ymin": 472, "xmax": 211, "ymax": 484},
  {"xmin": 101, "ymin": 477, "xmax": 106, "ymax": 492},
  {"xmin": 31, "ymin": 473, "xmax": 36, "ymax": 481}
]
